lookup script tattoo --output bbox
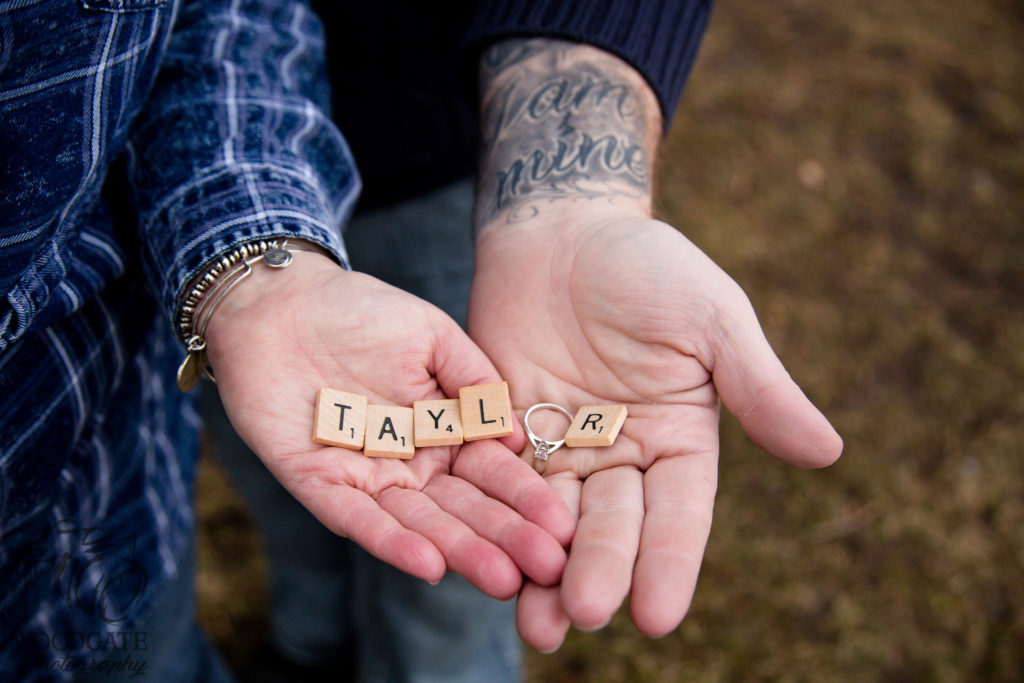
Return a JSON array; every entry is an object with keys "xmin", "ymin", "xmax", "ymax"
[{"xmin": 476, "ymin": 39, "xmax": 657, "ymax": 226}]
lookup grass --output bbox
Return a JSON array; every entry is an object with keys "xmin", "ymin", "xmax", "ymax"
[{"xmin": 197, "ymin": 0, "xmax": 1024, "ymax": 679}]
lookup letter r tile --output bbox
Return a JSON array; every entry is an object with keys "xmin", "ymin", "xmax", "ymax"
[
  {"xmin": 564, "ymin": 405, "xmax": 627, "ymax": 447},
  {"xmin": 364, "ymin": 404, "xmax": 415, "ymax": 459},
  {"xmin": 313, "ymin": 388, "xmax": 367, "ymax": 450},
  {"xmin": 459, "ymin": 381, "xmax": 514, "ymax": 441},
  {"xmin": 413, "ymin": 399, "xmax": 464, "ymax": 447}
]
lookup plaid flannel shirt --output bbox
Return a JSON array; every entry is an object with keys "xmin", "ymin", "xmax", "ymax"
[{"xmin": 0, "ymin": 0, "xmax": 356, "ymax": 679}]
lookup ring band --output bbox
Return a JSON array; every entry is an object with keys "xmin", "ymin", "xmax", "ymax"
[{"xmin": 524, "ymin": 403, "xmax": 573, "ymax": 463}]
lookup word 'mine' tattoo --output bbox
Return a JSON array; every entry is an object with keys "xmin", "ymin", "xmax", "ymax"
[{"xmin": 476, "ymin": 39, "xmax": 658, "ymax": 226}]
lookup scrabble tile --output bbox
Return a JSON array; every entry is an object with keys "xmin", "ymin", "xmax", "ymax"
[
  {"xmin": 564, "ymin": 405, "xmax": 627, "ymax": 447},
  {"xmin": 413, "ymin": 399, "xmax": 464, "ymax": 447},
  {"xmin": 364, "ymin": 404, "xmax": 415, "ymax": 459},
  {"xmin": 459, "ymin": 381, "xmax": 514, "ymax": 441},
  {"xmin": 312, "ymin": 389, "xmax": 367, "ymax": 450}
]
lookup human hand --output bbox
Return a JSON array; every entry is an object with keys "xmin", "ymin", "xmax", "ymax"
[
  {"xmin": 202, "ymin": 249, "xmax": 575, "ymax": 600},
  {"xmin": 470, "ymin": 38, "xmax": 842, "ymax": 649},
  {"xmin": 469, "ymin": 211, "xmax": 842, "ymax": 647}
]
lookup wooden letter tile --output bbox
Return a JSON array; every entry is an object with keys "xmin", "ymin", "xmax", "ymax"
[
  {"xmin": 413, "ymin": 399, "xmax": 464, "ymax": 447},
  {"xmin": 564, "ymin": 405, "xmax": 627, "ymax": 447},
  {"xmin": 313, "ymin": 389, "xmax": 367, "ymax": 450},
  {"xmin": 364, "ymin": 404, "xmax": 415, "ymax": 459},
  {"xmin": 459, "ymin": 381, "xmax": 514, "ymax": 441}
]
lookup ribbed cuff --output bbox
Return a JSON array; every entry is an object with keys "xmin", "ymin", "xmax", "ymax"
[{"xmin": 462, "ymin": 0, "xmax": 713, "ymax": 126}]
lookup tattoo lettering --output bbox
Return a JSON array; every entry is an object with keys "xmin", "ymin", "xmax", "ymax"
[
  {"xmin": 476, "ymin": 39, "xmax": 658, "ymax": 226},
  {"xmin": 494, "ymin": 133, "xmax": 648, "ymax": 212},
  {"xmin": 485, "ymin": 72, "xmax": 638, "ymax": 137}
]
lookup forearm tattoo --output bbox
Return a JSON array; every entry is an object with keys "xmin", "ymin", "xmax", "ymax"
[{"xmin": 475, "ymin": 38, "xmax": 660, "ymax": 227}]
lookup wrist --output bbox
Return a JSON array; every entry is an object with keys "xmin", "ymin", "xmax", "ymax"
[
  {"xmin": 474, "ymin": 38, "xmax": 660, "ymax": 231},
  {"xmin": 174, "ymin": 238, "xmax": 336, "ymax": 391},
  {"xmin": 473, "ymin": 202, "xmax": 651, "ymax": 261},
  {"xmin": 205, "ymin": 246, "xmax": 336, "ymax": 331}
]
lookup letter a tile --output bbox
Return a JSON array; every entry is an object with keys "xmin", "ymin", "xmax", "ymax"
[
  {"xmin": 364, "ymin": 405, "xmax": 415, "ymax": 459},
  {"xmin": 313, "ymin": 389, "xmax": 367, "ymax": 450},
  {"xmin": 413, "ymin": 399, "xmax": 464, "ymax": 447},
  {"xmin": 459, "ymin": 381, "xmax": 514, "ymax": 441},
  {"xmin": 564, "ymin": 405, "xmax": 627, "ymax": 447}
]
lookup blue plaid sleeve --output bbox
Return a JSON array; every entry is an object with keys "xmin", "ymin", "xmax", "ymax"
[{"xmin": 126, "ymin": 0, "xmax": 360, "ymax": 327}]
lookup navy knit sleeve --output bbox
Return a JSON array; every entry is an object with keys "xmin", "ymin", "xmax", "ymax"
[{"xmin": 462, "ymin": 0, "xmax": 713, "ymax": 125}]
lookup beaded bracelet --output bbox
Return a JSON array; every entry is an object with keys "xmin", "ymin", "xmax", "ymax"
[{"xmin": 175, "ymin": 239, "xmax": 321, "ymax": 392}]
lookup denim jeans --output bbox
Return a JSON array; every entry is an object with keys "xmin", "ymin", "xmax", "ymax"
[{"xmin": 202, "ymin": 179, "xmax": 521, "ymax": 683}]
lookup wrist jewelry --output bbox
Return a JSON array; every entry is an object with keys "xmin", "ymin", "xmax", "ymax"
[{"xmin": 175, "ymin": 239, "xmax": 321, "ymax": 392}]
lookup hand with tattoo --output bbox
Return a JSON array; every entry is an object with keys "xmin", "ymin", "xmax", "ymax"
[
  {"xmin": 204, "ymin": 252, "xmax": 574, "ymax": 600},
  {"xmin": 469, "ymin": 39, "xmax": 843, "ymax": 649}
]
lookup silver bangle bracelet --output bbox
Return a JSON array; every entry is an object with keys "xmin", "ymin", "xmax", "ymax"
[{"xmin": 175, "ymin": 239, "xmax": 321, "ymax": 392}]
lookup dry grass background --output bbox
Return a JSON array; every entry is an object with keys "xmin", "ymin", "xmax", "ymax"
[{"xmin": 196, "ymin": 0, "xmax": 1024, "ymax": 680}]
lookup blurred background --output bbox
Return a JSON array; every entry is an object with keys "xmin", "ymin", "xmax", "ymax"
[{"xmin": 196, "ymin": 0, "xmax": 1024, "ymax": 680}]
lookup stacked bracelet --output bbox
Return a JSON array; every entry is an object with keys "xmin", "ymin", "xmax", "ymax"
[{"xmin": 175, "ymin": 239, "xmax": 321, "ymax": 392}]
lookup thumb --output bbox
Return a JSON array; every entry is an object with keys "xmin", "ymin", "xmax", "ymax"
[
  {"xmin": 430, "ymin": 315, "xmax": 527, "ymax": 453},
  {"xmin": 709, "ymin": 285, "xmax": 842, "ymax": 468}
]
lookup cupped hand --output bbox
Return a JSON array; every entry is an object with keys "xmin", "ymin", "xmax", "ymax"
[
  {"xmin": 468, "ymin": 210, "xmax": 843, "ymax": 647},
  {"xmin": 202, "ymin": 249, "xmax": 575, "ymax": 600}
]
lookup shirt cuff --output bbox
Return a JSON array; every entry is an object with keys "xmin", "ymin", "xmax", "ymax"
[{"xmin": 141, "ymin": 164, "xmax": 358, "ymax": 330}]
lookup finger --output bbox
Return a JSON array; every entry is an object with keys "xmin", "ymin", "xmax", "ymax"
[
  {"xmin": 378, "ymin": 486, "xmax": 521, "ymax": 599},
  {"xmin": 497, "ymin": 416, "xmax": 528, "ymax": 460},
  {"xmin": 630, "ymin": 451, "xmax": 717, "ymax": 636},
  {"xmin": 546, "ymin": 472, "xmax": 583, "ymax": 525},
  {"xmin": 308, "ymin": 484, "xmax": 445, "ymax": 583},
  {"xmin": 424, "ymin": 469, "xmax": 567, "ymax": 586},
  {"xmin": 710, "ymin": 283, "xmax": 843, "ymax": 468},
  {"xmin": 431, "ymin": 318, "xmax": 527, "ymax": 453},
  {"xmin": 560, "ymin": 466, "xmax": 644, "ymax": 630},
  {"xmin": 454, "ymin": 440, "xmax": 577, "ymax": 547},
  {"xmin": 516, "ymin": 580, "xmax": 571, "ymax": 652}
]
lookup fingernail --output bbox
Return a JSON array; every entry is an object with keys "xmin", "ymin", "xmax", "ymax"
[{"xmin": 575, "ymin": 620, "xmax": 609, "ymax": 633}]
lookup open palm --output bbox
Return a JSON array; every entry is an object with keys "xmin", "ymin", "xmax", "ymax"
[
  {"xmin": 203, "ymin": 252, "xmax": 574, "ymax": 600},
  {"xmin": 469, "ymin": 211, "xmax": 843, "ymax": 648}
]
